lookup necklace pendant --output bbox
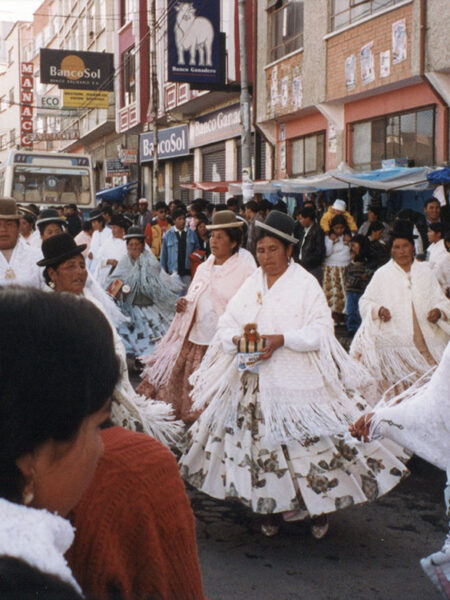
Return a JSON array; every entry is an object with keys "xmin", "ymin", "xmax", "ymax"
[{"xmin": 4, "ymin": 268, "xmax": 16, "ymax": 280}]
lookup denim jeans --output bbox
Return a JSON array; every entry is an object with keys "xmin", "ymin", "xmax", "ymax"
[{"xmin": 346, "ymin": 291, "xmax": 362, "ymax": 333}]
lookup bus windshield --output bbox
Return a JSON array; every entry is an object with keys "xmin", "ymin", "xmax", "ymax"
[{"xmin": 5, "ymin": 152, "xmax": 94, "ymax": 207}]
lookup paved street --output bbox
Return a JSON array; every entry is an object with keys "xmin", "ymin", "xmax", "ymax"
[{"xmin": 191, "ymin": 457, "xmax": 446, "ymax": 600}]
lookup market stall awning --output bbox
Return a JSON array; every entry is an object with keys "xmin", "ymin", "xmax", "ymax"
[
  {"xmin": 274, "ymin": 164, "xmax": 357, "ymax": 193},
  {"xmin": 181, "ymin": 180, "xmax": 279, "ymax": 194},
  {"xmin": 426, "ymin": 167, "xmax": 450, "ymax": 186},
  {"xmin": 331, "ymin": 167, "xmax": 434, "ymax": 191},
  {"xmin": 96, "ymin": 181, "xmax": 138, "ymax": 203}
]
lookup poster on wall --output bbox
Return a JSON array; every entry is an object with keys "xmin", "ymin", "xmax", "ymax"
[
  {"xmin": 292, "ymin": 69, "xmax": 302, "ymax": 110},
  {"xmin": 279, "ymin": 141, "xmax": 286, "ymax": 174},
  {"xmin": 392, "ymin": 19, "xmax": 407, "ymax": 64},
  {"xmin": 270, "ymin": 66, "xmax": 278, "ymax": 110},
  {"xmin": 380, "ymin": 50, "xmax": 391, "ymax": 78},
  {"xmin": 281, "ymin": 77, "xmax": 289, "ymax": 108},
  {"xmin": 345, "ymin": 54, "xmax": 356, "ymax": 90},
  {"xmin": 360, "ymin": 42, "xmax": 375, "ymax": 85},
  {"xmin": 328, "ymin": 123, "xmax": 337, "ymax": 154},
  {"xmin": 167, "ymin": 0, "xmax": 222, "ymax": 84}
]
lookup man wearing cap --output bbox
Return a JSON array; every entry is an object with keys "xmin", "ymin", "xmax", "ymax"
[
  {"xmin": 0, "ymin": 197, "xmax": 42, "ymax": 288},
  {"xmin": 137, "ymin": 198, "xmax": 152, "ymax": 230},
  {"xmin": 160, "ymin": 208, "xmax": 199, "ymax": 295},
  {"xmin": 88, "ymin": 208, "xmax": 112, "ymax": 271},
  {"xmin": 320, "ymin": 199, "xmax": 357, "ymax": 234}
]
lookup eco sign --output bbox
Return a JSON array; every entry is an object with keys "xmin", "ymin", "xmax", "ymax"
[
  {"xmin": 167, "ymin": 1, "xmax": 221, "ymax": 85},
  {"xmin": 40, "ymin": 49, "xmax": 114, "ymax": 91},
  {"xmin": 139, "ymin": 126, "xmax": 189, "ymax": 163}
]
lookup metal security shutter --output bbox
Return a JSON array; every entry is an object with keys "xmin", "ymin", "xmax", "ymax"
[
  {"xmin": 256, "ymin": 134, "xmax": 267, "ymax": 180},
  {"xmin": 202, "ymin": 142, "xmax": 226, "ymax": 204},
  {"xmin": 173, "ymin": 156, "xmax": 194, "ymax": 205}
]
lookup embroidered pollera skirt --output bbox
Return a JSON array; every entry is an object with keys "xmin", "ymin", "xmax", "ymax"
[{"xmin": 179, "ymin": 373, "xmax": 409, "ymax": 516}]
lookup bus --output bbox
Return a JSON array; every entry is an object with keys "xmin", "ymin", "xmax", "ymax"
[{"xmin": 0, "ymin": 150, "xmax": 95, "ymax": 208}]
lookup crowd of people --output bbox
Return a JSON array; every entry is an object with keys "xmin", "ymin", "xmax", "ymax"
[{"xmin": 0, "ymin": 187, "xmax": 449, "ymax": 599}]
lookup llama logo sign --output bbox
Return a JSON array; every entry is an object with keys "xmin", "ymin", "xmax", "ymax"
[{"xmin": 168, "ymin": 1, "xmax": 221, "ymax": 85}]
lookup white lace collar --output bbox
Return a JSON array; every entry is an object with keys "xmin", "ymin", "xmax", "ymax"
[{"xmin": 0, "ymin": 498, "xmax": 81, "ymax": 594}]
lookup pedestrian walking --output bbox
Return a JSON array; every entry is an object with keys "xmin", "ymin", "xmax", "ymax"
[{"xmin": 322, "ymin": 214, "xmax": 352, "ymax": 324}]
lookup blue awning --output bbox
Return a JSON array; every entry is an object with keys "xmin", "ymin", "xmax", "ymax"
[
  {"xmin": 96, "ymin": 181, "xmax": 138, "ymax": 203},
  {"xmin": 427, "ymin": 167, "xmax": 450, "ymax": 185}
]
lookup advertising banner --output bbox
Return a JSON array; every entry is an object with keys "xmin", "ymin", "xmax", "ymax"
[
  {"xmin": 139, "ymin": 125, "xmax": 189, "ymax": 163},
  {"xmin": 189, "ymin": 104, "xmax": 241, "ymax": 148},
  {"xmin": 167, "ymin": 1, "xmax": 221, "ymax": 85},
  {"xmin": 63, "ymin": 89, "xmax": 109, "ymax": 108},
  {"xmin": 40, "ymin": 49, "xmax": 114, "ymax": 91},
  {"xmin": 20, "ymin": 62, "xmax": 33, "ymax": 147}
]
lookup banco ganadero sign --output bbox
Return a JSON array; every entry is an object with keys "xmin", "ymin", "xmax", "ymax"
[{"xmin": 40, "ymin": 49, "xmax": 114, "ymax": 91}]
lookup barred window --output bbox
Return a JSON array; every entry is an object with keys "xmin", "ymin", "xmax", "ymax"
[
  {"xmin": 330, "ymin": 0, "xmax": 402, "ymax": 32},
  {"xmin": 268, "ymin": 0, "xmax": 304, "ymax": 63}
]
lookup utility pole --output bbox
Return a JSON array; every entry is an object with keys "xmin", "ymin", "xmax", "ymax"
[
  {"xmin": 149, "ymin": 0, "xmax": 159, "ymax": 207},
  {"xmin": 238, "ymin": 0, "xmax": 253, "ymax": 202}
]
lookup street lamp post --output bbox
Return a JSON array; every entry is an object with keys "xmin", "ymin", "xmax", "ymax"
[{"xmin": 238, "ymin": 0, "xmax": 254, "ymax": 202}]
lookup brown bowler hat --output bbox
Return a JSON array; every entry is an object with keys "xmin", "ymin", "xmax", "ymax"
[
  {"xmin": 0, "ymin": 197, "xmax": 22, "ymax": 220},
  {"xmin": 206, "ymin": 210, "xmax": 244, "ymax": 230}
]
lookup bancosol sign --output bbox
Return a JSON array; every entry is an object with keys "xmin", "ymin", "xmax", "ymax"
[
  {"xmin": 167, "ymin": 1, "xmax": 221, "ymax": 85},
  {"xmin": 40, "ymin": 49, "xmax": 114, "ymax": 91},
  {"xmin": 139, "ymin": 126, "xmax": 189, "ymax": 163}
]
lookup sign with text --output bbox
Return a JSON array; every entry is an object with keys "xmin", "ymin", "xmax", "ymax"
[
  {"xmin": 167, "ymin": 1, "xmax": 221, "ymax": 85},
  {"xmin": 32, "ymin": 131, "xmax": 80, "ymax": 142},
  {"xmin": 20, "ymin": 62, "xmax": 34, "ymax": 147},
  {"xmin": 105, "ymin": 159, "xmax": 129, "ymax": 178},
  {"xmin": 40, "ymin": 49, "xmax": 114, "ymax": 91},
  {"xmin": 63, "ymin": 89, "xmax": 109, "ymax": 108},
  {"xmin": 139, "ymin": 125, "xmax": 189, "ymax": 163},
  {"xmin": 189, "ymin": 104, "xmax": 240, "ymax": 148}
]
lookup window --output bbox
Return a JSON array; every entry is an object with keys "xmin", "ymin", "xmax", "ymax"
[
  {"xmin": 291, "ymin": 132, "xmax": 326, "ymax": 176},
  {"xmin": 268, "ymin": 0, "xmax": 304, "ymax": 63},
  {"xmin": 8, "ymin": 88, "xmax": 14, "ymax": 107},
  {"xmin": 99, "ymin": 0, "xmax": 107, "ymax": 31},
  {"xmin": 352, "ymin": 107, "xmax": 435, "ymax": 169},
  {"xmin": 122, "ymin": 46, "xmax": 136, "ymax": 106},
  {"xmin": 330, "ymin": 0, "xmax": 402, "ymax": 32},
  {"xmin": 120, "ymin": 0, "xmax": 135, "ymax": 27}
]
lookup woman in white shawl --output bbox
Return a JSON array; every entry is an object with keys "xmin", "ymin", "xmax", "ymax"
[
  {"xmin": 350, "ymin": 220, "xmax": 450, "ymax": 395},
  {"xmin": 138, "ymin": 210, "xmax": 255, "ymax": 425},
  {"xmin": 106, "ymin": 226, "xmax": 177, "ymax": 358},
  {"xmin": 93, "ymin": 214, "xmax": 128, "ymax": 288},
  {"xmin": 179, "ymin": 211, "xmax": 409, "ymax": 538},
  {"xmin": 350, "ymin": 342, "xmax": 450, "ymax": 599},
  {"xmin": 38, "ymin": 233, "xmax": 182, "ymax": 447}
]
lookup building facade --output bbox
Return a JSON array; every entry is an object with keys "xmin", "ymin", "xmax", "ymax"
[{"xmin": 256, "ymin": 0, "xmax": 450, "ymax": 182}]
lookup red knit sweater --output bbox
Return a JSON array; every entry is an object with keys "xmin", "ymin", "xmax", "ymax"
[{"xmin": 66, "ymin": 426, "xmax": 206, "ymax": 600}]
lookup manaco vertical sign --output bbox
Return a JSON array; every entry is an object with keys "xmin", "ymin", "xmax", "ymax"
[
  {"xmin": 167, "ymin": 1, "xmax": 221, "ymax": 85},
  {"xmin": 20, "ymin": 62, "xmax": 34, "ymax": 147}
]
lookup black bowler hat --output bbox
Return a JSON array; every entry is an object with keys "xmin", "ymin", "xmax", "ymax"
[
  {"xmin": 390, "ymin": 219, "xmax": 418, "ymax": 244},
  {"xmin": 88, "ymin": 208, "xmax": 103, "ymax": 222},
  {"xmin": 255, "ymin": 210, "xmax": 298, "ymax": 244},
  {"xmin": 36, "ymin": 208, "xmax": 66, "ymax": 227},
  {"xmin": 110, "ymin": 214, "xmax": 129, "ymax": 229},
  {"xmin": 124, "ymin": 225, "xmax": 146, "ymax": 240},
  {"xmin": 37, "ymin": 233, "xmax": 87, "ymax": 267}
]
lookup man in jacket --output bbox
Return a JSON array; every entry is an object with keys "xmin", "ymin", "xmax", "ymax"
[
  {"xmin": 295, "ymin": 206, "xmax": 325, "ymax": 283},
  {"xmin": 160, "ymin": 208, "xmax": 199, "ymax": 295}
]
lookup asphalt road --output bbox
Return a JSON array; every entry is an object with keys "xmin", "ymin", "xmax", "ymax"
[{"xmin": 190, "ymin": 457, "xmax": 446, "ymax": 600}]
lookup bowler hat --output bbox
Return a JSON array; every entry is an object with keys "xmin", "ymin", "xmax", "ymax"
[
  {"xmin": 255, "ymin": 210, "xmax": 298, "ymax": 244},
  {"xmin": 36, "ymin": 208, "xmax": 66, "ymax": 227},
  {"xmin": 390, "ymin": 219, "xmax": 418, "ymax": 244},
  {"xmin": 0, "ymin": 197, "xmax": 22, "ymax": 220},
  {"xmin": 88, "ymin": 208, "xmax": 103, "ymax": 221},
  {"xmin": 37, "ymin": 233, "xmax": 87, "ymax": 267},
  {"xmin": 110, "ymin": 214, "xmax": 128, "ymax": 229},
  {"xmin": 124, "ymin": 225, "xmax": 146, "ymax": 240},
  {"xmin": 206, "ymin": 210, "xmax": 244, "ymax": 230}
]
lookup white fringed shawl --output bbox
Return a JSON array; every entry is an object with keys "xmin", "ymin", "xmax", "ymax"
[
  {"xmin": 191, "ymin": 262, "xmax": 373, "ymax": 446},
  {"xmin": 350, "ymin": 259, "xmax": 450, "ymax": 388},
  {"xmin": 369, "ymin": 342, "xmax": 450, "ymax": 472}
]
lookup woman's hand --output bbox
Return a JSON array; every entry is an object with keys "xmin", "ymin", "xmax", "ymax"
[
  {"xmin": 260, "ymin": 334, "xmax": 284, "ymax": 360},
  {"xmin": 349, "ymin": 413, "xmax": 374, "ymax": 442},
  {"xmin": 378, "ymin": 306, "xmax": 391, "ymax": 322},
  {"xmin": 88, "ymin": 251, "xmax": 93, "ymax": 260},
  {"xmin": 176, "ymin": 297, "xmax": 188, "ymax": 313},
  {"xmin": 427, "ymin": 308, "xmax": 441, "ymax": 323},
  {"xmin": 106, "ymin": 259, "xmax": 118, "ymax": 267},
  {"xmin": 343, "ymin": 233, "xmax": 352, "ymax": 244},
  {"xmin": 329, "ymin": 232, "xmax": 338, "ymax": 242}
]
